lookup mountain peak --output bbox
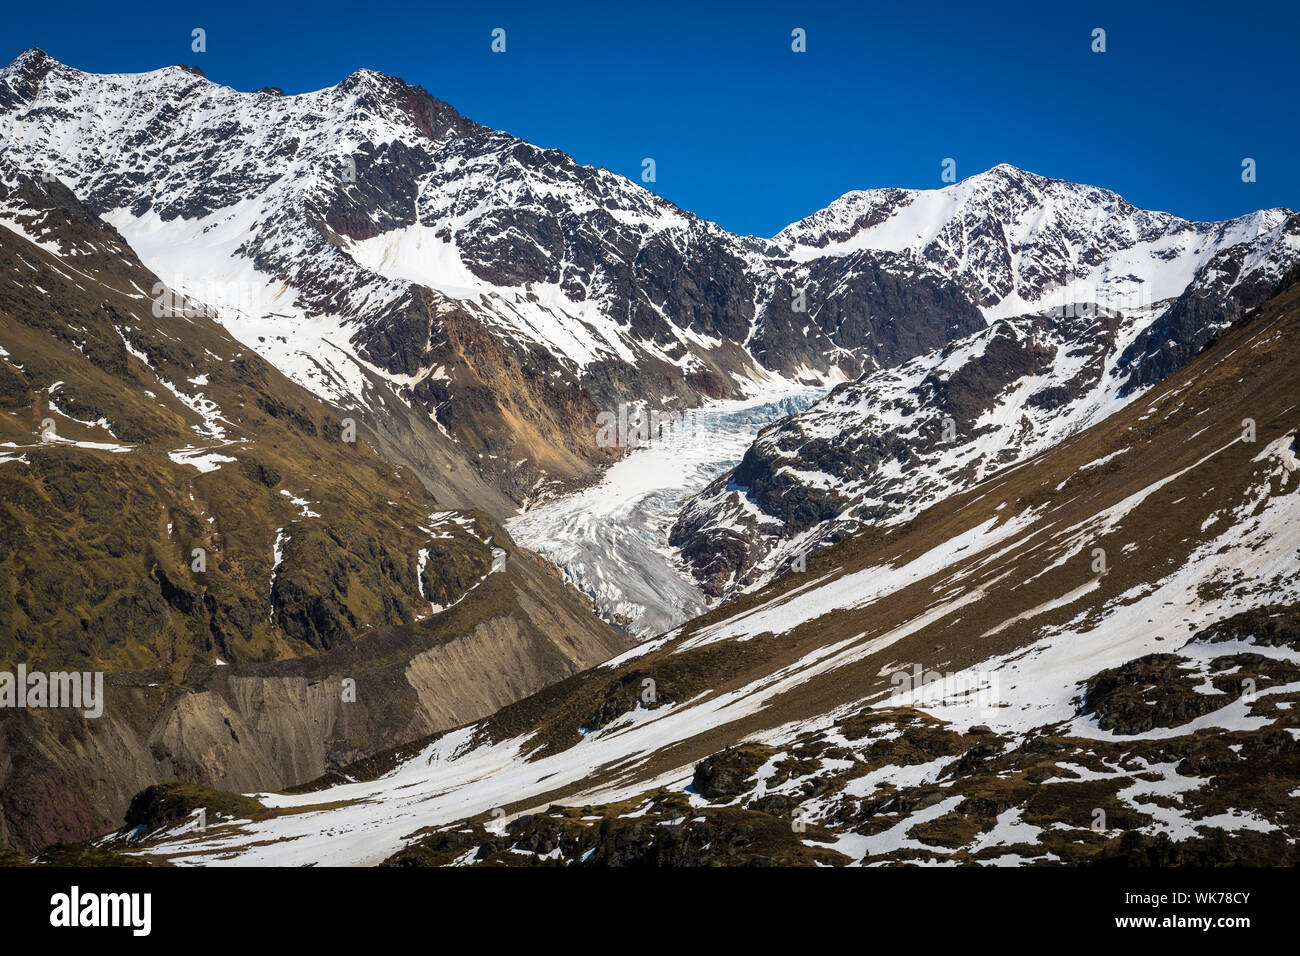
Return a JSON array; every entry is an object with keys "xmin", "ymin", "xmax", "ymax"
[
  {"xmin": 336, "ymin": 68, "xmax": 484, "ymax": 141},
  {"xmin": 7, "ymin": 47, "xmax": 54, "ymax": 68},
  {"xmin": 971, "ymin": 162, "xmax": 1051, "ymax": 185},
  {"xmin": 3, "ymin": 47, "xmax": 65, "ymax": 82},
  {"xmin": 337, "ymin": 66, "xmax": 388, "ymax": 91},
  {"xmin": 982, "ymin": 161, "xmax": 1034, "ymax": 177},
  {"xmin": 1, "ymin": 49, "xmax": 218, "ymax": 92}
]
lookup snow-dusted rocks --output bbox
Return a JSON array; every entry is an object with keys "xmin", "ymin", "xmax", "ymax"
[{"xmin": 671, "ymin": 301, "xmax": 1166, "ymax": 596}]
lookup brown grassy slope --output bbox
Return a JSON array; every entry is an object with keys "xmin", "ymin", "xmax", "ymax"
[{"xmin": 0, "ymin": 171, "xmax": 629, "ymax": 853}]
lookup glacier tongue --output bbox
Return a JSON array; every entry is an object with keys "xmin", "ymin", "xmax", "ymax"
[{"xmin": 507, "ymin": 387, "xmax": 822, "ymax": 638}]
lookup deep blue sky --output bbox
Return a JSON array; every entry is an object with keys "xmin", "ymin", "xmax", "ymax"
[{"xmin": 5, "ymin": 0, "xmax": 1296, "ymax": 236}]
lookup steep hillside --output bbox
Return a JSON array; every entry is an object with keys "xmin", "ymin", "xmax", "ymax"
[
  {"xmin": 106, "ymin": 266, "xmax": 1300, "ymax": 866},
  {"xmin": 0, "ymin": 165, "xmax": 627, "ymax": 854}
]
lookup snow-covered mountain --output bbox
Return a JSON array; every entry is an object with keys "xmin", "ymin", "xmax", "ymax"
[
  {"xmin": 0, "ymin": 49, "xmax": 996, "ymax": 506},
  {"xmin": 778, "ymin": 163, "xmax": 1294, "ymax": 320},
  {"xmin": 5, "ymin": 50, "xmax": 1290, "ymax": 515},
  {"xmin": 670, "ymin": 301, "xmax": 1161, "ymax": 596},
  {"xmin": 779, "ymin": 164, "xmax": 1298, "ymax": 391},
  {"xmin": 4, "ymin": 46, "xmax": 1300, "ymax": 865}
]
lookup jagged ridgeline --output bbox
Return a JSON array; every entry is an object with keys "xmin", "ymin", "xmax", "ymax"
[{"xmin": 0, "ymin": 49, "xmax": 998, "ymax": 509}]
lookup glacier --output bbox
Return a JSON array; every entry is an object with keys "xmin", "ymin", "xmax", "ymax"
[{"xmin": 507, "ymin": 386, "xmax": 822, "ymax": 638}]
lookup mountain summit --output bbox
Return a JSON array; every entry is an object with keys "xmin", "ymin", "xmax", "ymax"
[{"xmin": 777, "ymin": 162, "xmax": 1295, "ymax": 318}]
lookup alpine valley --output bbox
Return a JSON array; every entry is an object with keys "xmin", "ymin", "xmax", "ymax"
[{"xmin": 0, "ymin": 50, "xmax": 1297, "ymax": 867}]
